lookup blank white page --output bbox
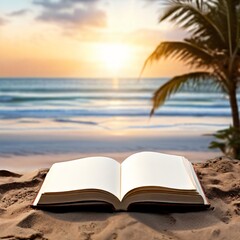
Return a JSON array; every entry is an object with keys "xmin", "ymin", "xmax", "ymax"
[
  {"xmin": 33, "ymin": 157, "xmax": 120, "ymax": 206},
  {"xmin": 121, "ymin": 152, "xmax": 196, "ymax": 200},
  {"xmin": 183, "ymin": 157, "xmax": 209, "ymax": 205}
]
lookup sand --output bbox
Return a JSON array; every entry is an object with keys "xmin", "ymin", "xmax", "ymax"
[
  {"xmin": 0, "ymin": 117, "xmax": 223, "ymax": 172},
  {"xmin": 0, "ymin": 156, "xmax": 239, "ymax": 240}
]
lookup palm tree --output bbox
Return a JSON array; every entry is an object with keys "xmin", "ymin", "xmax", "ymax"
[{"xmin": 142, "ymin": 0, "xmax": 240, "ymax": 158}]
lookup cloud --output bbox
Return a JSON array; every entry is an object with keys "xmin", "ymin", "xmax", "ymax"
[
  {"xmin": 37, "ymin": 7, "xmax": 106, "ymax": 28},
  {"xmin": 8, "ymin": 9, "xmax": 30, "ymax": 17},
  {"xmin": 33, "ymin": 0, "xmax": 107, "ymax": 28},
  {"xmin": 33, "ymin": 0, "xmax": 98, "ymax": 10}
]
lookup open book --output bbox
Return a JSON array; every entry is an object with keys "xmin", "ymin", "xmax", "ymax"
[{"xmin": 33, "ymin": 152, "xmax": 210, "ymax": 211}]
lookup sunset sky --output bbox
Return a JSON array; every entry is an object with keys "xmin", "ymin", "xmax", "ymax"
[{"xmin": 0, "ymin": 0, "xmax": 188, "ymax": 78}]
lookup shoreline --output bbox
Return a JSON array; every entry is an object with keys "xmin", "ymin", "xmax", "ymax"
[
  {"xmin": 0, "ymin": 151, "xmax": 221, "ymax": 173},
  {"xmin": 0, "ymin": 117, "xmax": 223, "ymax": 172}
]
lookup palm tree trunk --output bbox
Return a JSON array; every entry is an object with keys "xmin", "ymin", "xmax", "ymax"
[
  {"xmin": 229, "ymin": 86, "xmax": 240, "ymax": 129},
  {"xmin": 229, "ymin": 86, "xmax": 240, "ymax": 159}
]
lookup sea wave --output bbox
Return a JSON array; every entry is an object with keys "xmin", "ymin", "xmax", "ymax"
[
  {"xmin": 0, "ymin": 93, "xmax": 237, "ymax": 103},
  {"xmin": 0, "ymin": 108, "xmax": 232, "ymax": 119},
  {"xmin": 0, "ymin": 77, "xmax": 238, "ymax": 120}
]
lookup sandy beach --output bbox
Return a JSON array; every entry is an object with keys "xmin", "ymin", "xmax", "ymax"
[{"xmin": 0, "ymin": 156, "xmax": 239, "ymax": 240}]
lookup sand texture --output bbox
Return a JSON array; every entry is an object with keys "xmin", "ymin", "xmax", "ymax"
[{"xmin": 0, "ymin": 157, "xmax": 239, "ymax": 240}]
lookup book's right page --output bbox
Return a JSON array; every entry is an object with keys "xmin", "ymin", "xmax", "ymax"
[
  {"xmin": 182, "ymin": 157, "xmax": 209, "ymax": 205},
  {"xmin": 121, "ymin": 152, "xmax": 196, "ymax": 200}
]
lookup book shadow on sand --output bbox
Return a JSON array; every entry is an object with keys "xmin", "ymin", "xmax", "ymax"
[{"xmin": 37, "ymin": 202, "xmax": 210, "ymax": 214}]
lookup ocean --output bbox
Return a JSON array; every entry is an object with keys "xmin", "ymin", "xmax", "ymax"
[{"xmin": 0, "ymin": 77, "xmax": 238, "ymax": 120}]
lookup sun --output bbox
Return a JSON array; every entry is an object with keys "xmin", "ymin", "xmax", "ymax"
[{"xmin": 99, "ymin": 43, "xmax": 131, "ymax": 73}]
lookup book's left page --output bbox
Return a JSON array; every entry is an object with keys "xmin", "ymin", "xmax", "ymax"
[{"xmin": 33, "ymin": 156, "xmax": 121, "ymax": 206}]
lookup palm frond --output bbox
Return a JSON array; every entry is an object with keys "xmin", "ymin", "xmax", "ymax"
[
  {"xmin": 141, "ymin": 41, "xmax": 214, "ymax": 76},
  {"xmin": 159, "ymin": 1, "xmax": 226, "ymax": 47},
  {"xmin": 150, "ymin": 71, "xmax": 217, "ymax": 115}
]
